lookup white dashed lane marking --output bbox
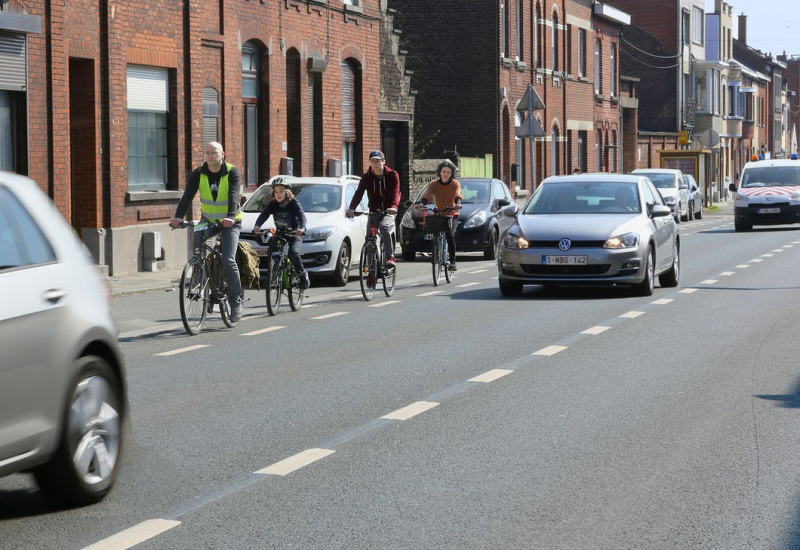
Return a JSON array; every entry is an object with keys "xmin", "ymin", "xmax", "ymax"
[
  {"xmin": 155, "ymin": 345, "xmax": 208, "ymax": 357},
  {"xmin": 469, "ymin": 369, "xmax": 513, "ymax": 383},
  {"xmin": 256, "ymin": 448, "xmax": 335, "ymax": 476},
  {"xmin": 80, "ymin": 519, "xmax": 181, "ymax": 550},
  {"xmin": 533, "ymin": 345, "xmax": 568, "ymax": 356},
  {"xmin": 381, "ymin": 401, "xmax": 440, "ymax": 420},
  {"xmin": 718, "ymin": 271, "xmax": 735, "ymax": 276},
  {"xmin": 701, "ymin": 279, "xmax": 718, "ymax": 285},
  {"xmin": 736, "ymin": 264, "xmax": 750, "ymax": 269},
  {"xmin": 416, "ymin": 290, "xmax": 444, "ymax": 297},
  {"xmin": 311, "ymin": 311, "xmax": 349, "ymax": 320},
  {"xmin": 242, "ymin": 326, "xmax": 286, "ymax": 336},
  {"xmin": 456, "ymin": 282, "xmax": 480, "ymax": 288},
  {"xmin": 582, "ymin": 326, "xmax": 611, "ymax": 335},
  {"xmin": 368, "ymin": 300, "xmax": 401, "ymax": 308},
  {"xmin": 750, "ymin": 258, "xmax": 763, "ymax": 263},
  {"xmin": 679, "ymin": 288, "xmax": 699, "ymax": 294},
  {"xmin": 651, "ymin": 298, "xmax": 673, "ymax": 305},
  {"xmin": 619, "ymin": 311, "xmax": 645, "ymax": 318}
]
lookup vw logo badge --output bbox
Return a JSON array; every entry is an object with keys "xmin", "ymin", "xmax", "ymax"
[{"xmin": 558, "ymin": 239, "xmax": 572, "ymax": 251}]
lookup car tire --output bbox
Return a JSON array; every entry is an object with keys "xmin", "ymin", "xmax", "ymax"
[
  {"xmin": 659, "ymin": 240, "xmax": 680, "ymax": 288},
  {"xmin": 33, "ymin": 355, "xmax": 124, "ymax": 506},
  {"xmin": 331, "ymin": 241, "xmax": 351, "ymax": 287},
  {"xmin": 484, "ymin": 226, "xmax": 499, "ymax": 260},
  {"xmin": 401, "ymin": 247, "xmax": 416, "ymax": 261},
  {"xmin": 734, "ymin": 220, "xmax": 752, "ymax": 232},
  {"xmin": 633, "ymin": 247, "xmax": 655, "ymax": 296},
  {"xmin": 499, "ymin": 278, "xmax": 523, "ymax": 296},
  {"xmin": 674, "ymin": 213, "xmax": 681, "ymax": 224}
]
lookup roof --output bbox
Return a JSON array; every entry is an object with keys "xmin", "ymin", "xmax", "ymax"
[{"xmin": 541, "ymin": 174, "xmax": 644, "ymax": 184}]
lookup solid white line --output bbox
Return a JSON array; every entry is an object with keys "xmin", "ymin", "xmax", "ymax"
[
  {"xmin": 80, "ymin": 519, "xmax": 181, "ymax": 550},
  {"xmin": 700, "ymin": 279, "xmax": 718, "ymax": 285},
  {"xmin": 368, "ymin": 300, "xmax": 401, "ymax": 308},
  {"xmin": 582, "ymin": 325, "xmax": 610, "ymax": 335},
  {"xmin": 718, "ymin": 271, "xmax": 735, "ymax": 276},
  {"xmin": 416, "ymin": 290, "xmax": 444, "ymax": 297},
  {"xmin": 155, "ymin": 345, "xmax": 208, "ymax": 357},
  {"xmin": 532, "ymin": 345, "xmax": 567, "ymax": 356},
  {"xmin": 456, "ymin": 282, "xmax": 480, "ymax": 288},
  {"xmin": 381, "ymin": 401, "xmax": 440, "ymax": 420},
  {"xmin": 619, "ymin": 311, "xmax": 644, "ymax": 319},
  {"xmin": 242, "ymin": 326, "xmax": 286, "ymax": 336},
  {"xmin": 256, "ymin": 448, "xmax": 335, "ymax": 476},
  {"xmin": 469, "ymin": 369, "xmax": 513, "ymax": 383},
  {"xmin": 651, "ymin": 298, "xmax": 673, "ymax": 305},
  {"xmin": 311, "ymin": 312, "xmax": 349, "ymax": 320},
  {"xmin": 679, "ymin": 288, "xmax": 698, "ymax": 294}
]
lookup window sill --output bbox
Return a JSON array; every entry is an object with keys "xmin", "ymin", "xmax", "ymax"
[
  {"xmin": 342, "ymin": 2, "xmax": 362, "ymax": 13},
  {"xmin": 127, "ymin": 190, "xmax": 183, "ymax": 202}
]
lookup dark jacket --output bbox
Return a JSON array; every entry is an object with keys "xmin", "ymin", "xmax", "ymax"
[
  {"xmin": 175, "ymin": 162, "xmax": 240, "ymax": 220},
  {"xmin": 348, "ymin": 165, "xmax": 401, "ymax": 212},
  {"xmin": 254, "ymin": 198, "xmax": 307, "ymax": 232}
]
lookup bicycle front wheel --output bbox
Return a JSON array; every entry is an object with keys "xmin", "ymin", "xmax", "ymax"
[
  {"xmin": 265, "ymin": 255, "xmax": 283, "ymax": 316},
  {"xmin": 432, "ymin": 233, "xmax": 443, "ymax": 286},
  {"xmin": 359, "ymin": 244, "xmax": 377, "ymax": 301},
  {"xmin": 179, "ymin": 257, "xmax": 208, "ymax": 335},
  {"xmin": 288, "ymin": 269, "xmax": 304, "ymax": 311},
  {"xmin": 382, "ymin": 260, "xmax": 396, "ymax": 297}
]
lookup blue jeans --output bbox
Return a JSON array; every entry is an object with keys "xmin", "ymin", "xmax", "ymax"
[{"xmin": 192, "ymin": 223, "xmax": 242, "ymax": 303}]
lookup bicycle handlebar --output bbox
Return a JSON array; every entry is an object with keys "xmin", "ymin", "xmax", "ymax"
[{"xmin": 173, "ymin": 220, "xmax": 225, "ymax": 230}]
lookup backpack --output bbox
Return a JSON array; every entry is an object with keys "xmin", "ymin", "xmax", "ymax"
[{"xmin": 236, "ymin": 240, "xmax": 261, "ymax": 289}]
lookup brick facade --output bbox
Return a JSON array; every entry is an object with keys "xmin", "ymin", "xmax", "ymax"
[{"xmin": 17, "ymin": 0, "xmax": 404, "ymax": 274}]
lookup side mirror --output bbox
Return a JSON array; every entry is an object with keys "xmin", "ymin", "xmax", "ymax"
[
  {"xmin": 679, "ymin": 184, "xmax": 688, "ymax": 190},
  {"xmin": 502, "ymin": 204, "xmax": 519, "ymax": 217},
  {"xmin": 728, "ymin": 183, "xmax": 737, "ymax": 192},
  {"xmin": 403, "ymin": 200, "xmax": 413, "ymax": 208},
  {"xmin": 496, "ymin": 198, "xmax": 511, "ymax": 208},
  {"xmin": 651, "ymin": 204, "xmax": 672, "ymax": 218}
]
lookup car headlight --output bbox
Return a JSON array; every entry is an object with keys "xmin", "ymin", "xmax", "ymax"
[
  {"xmin": 663, "ymin": 196, "xmax": 676, "ymax": 206},
  {"xmin": 791, "ymin": 192, "xmax": 800, "ymax": 201},
  {"xmin": 462, "ymin": 210, "xmax": 487, "ymax": 229},
  {"xmin": 734, "ymin": 192, "xmax": 749, "ymax": 202},
  {"xmin": 401, "ymin": 209, "xmax": 416, "ymax": 229},
  {"xmin": 304, "ymin": 225, "xmax": 336, "ymax": 242},
  {"xmin": 502, "ymin": 227, "xmax": 529, "ymax": 249},
  {"xmin": 603, "ymin": 232, "xmax": 639, "ymax": 249}
]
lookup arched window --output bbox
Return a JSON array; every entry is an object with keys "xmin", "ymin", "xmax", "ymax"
[
  {"xmin": 594, "ymin": 39, "xmax": 602, "ymax": 95},
  {"xmin": 551, "ymin": 10, "xmax": 559, "ymax": 71}
]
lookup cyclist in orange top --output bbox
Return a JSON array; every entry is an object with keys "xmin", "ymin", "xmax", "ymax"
[{"xmin": 420, "ymin": 160, "xmax": 462, "ymax": 271}]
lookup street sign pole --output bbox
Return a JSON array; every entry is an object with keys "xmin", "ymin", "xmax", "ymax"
[{"xmin": 515, "ymin": 84, "xmax": 546, "ymax": 191}]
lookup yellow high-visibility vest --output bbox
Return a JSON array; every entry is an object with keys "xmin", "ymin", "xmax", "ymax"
[{"xmin": 198, "ymin": 163, "xmax": 242, "ymax": 221}]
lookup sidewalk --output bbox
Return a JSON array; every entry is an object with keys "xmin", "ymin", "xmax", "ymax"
[{"xmin": 107, "ymin": 199, "xmax": 734, "ymax": 298}]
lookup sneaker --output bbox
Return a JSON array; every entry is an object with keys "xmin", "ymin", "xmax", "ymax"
[
  {"xmin": 229, "ymin": 298, "xmax": 242, "ymax": 323},
  {"xmin": 449, "ymin": 263, "xmax": 458, "ymax": 272},
  {"xmin": 299, "ymin": 271, "xmax": 310, "ymax": 290},
  {"xmin": 386, "ymin": 256, "xmax": 396, "ymax": 268}
]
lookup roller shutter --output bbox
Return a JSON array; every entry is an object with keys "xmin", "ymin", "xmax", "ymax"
[
  {"xmin": 341, "ymin": 61, "xmax": 355, "ymax": 141},
  {"xmin": 0, "ymin": 32, "xmax": 26, "ymax": 92},
  {"xmin": 127, "ymin": 65, "xmax": 168, "ymax": 111}
]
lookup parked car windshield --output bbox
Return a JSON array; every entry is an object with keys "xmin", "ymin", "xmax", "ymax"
[
  {"xmin": 459, "ymin": 180, "xmax": 490, "ymax": 203},
  {"xmin": 242, "ymin": 185, "xmax": 273, "ymax": 213},
  {"xmin": 293, "ymin": 184, "xmax": 342, "ymax": 213},
  {"xmin": 741, "ymin": 166, "xmax": 800, "ymax": 188},
  {"xmin": 524, "ymin": 182, "xmax": 641, "ymax": 214},
  {"xmin": 644, "ymin": 174, "xmax": 677, "ymax": 189}
]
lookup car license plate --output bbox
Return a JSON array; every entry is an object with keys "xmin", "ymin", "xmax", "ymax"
[
  {"xmin": 758, "ymin": 207, "xmax": 780, "ymax": 214},
  {"xmin": 255, "ymin": 249, "xmax": 270, "ymax": 257},
  {"xmin": 423, "ymin": 234, "xmax": 433, "ymax": 241},
  {"xmin": 542, "ymin": 255, "xmax": 588, "ymax": 265}
]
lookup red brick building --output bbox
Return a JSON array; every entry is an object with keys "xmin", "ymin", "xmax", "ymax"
[
  {"xmin": 2, "ymin": 0, "xmax": 411, "ymax": 275},
  {"xmin": 389, "ymin": 0, "xmax": 628, "ymax": 194}
]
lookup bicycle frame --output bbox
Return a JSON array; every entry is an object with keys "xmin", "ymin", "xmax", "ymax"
[
  {"xmin": 421, "ymin": 206, "xmax": 456, "ymax": 286},
  {"xmin": 263, "ymin": 226, "xmax": 303, "ymax": 315},
  {"xmin": 353, "ymin": 210, "xmax": 396, "ymax": 301}
]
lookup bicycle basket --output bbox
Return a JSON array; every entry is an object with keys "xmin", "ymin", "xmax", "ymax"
[{"xmin": 422, "ymin": 215, "xmax": 451, "ymax": 234}]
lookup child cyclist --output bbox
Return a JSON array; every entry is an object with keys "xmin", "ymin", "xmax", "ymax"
[
  {"xmin": 420, "ymin": 160, "xmax": 462, "ymax": 271},
  {"xmin": 252, "ymin": 179, "xmax": 310, "ymax": 290}
]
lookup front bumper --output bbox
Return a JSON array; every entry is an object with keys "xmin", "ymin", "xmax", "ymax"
[
  {"xmin": 733, "ymin": 203, "xmax": 800, "ymax": 226},
  {"xmin": 400, "ymin": 222, "xmax": 491, "ymax": 253}
]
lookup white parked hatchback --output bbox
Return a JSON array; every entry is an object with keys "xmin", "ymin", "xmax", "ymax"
[{"xmin": 0, "ymin": 171, "xmax": 126, "ymax": 505}]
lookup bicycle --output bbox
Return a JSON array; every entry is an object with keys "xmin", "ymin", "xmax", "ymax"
[
  {"xmin": 175, "ymin": 220, "xmax": 239, "ymax": 335},
  {"xmin": 353, "ymin": 210, "xmax": 396, "ymax": 301},
  {"xmin": 421, "ymin": 206, "xmax": 458, "ymax": 286},
  {"xmin": 258, "ymin": 224, "xmax": 304, "ymax": 316}
]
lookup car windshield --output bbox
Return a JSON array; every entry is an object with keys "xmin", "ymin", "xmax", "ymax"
[
  {"xmin": 524, "ymin": 182, "xmax": 641, "ymax": 214},
  {"xmin": 643, "ymin": 174, "xmax": 677, "ymax": 189},
  {"xmin": 294, "ymin": 184, "xmax": 342, "ymax": 213},
  {"xmin": 242, "ymin": 183, "xmax": 343, "ymax": 213},
  {"xmin": 741, "ymin": 166, "xmax": 800, "ymax": 188},
  {"xmin": 459, "ymin": 180, "xmax": 490, "ymax": 203}
]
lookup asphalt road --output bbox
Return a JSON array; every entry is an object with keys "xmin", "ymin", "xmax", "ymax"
[{"xmin": 3, "ymin": 210, "xmax": 800, "ymax": 549}]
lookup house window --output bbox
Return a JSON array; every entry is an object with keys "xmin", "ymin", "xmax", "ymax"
[
  {"xmin": 242, "ymin": 42, "xmax": 263, "ymax": 186},
  {"xmin": 551, "ymin": 11, "xmax": 559, "ymax": 71},
  {"xmin": 341, "ymin": 58, "xmax": 362, "ymax": 176},
  {"xmin": 692, "ymin": 7, "xmax": 704, "ymax": 44},
  {"xmin": 609, "ymin": 44, "xmax": 616, "ymax": 97},
  {"xmin": 535, "ymin": 4, "xmax": 542, "ymax": 68},
  {"xmin": 127, "ymin": 65, "xmax": 169, "ymax": 191},
  {"xmin": 578, "ymin": 130, "xmax": 587, "ymax": 173},
  {"xmin": 202, "ymin": 87, "xmax": 219, "ymax": 145},
  {"xmin": 594, "ymin": 39, "xmax": 602, "ymax": 95},
  {"xmin": 578, "ymin": 28, "xmax": 586, "ymax": 77},
  {"xmin": 682, "ymin": 10, "xmax": 690, "ymax": 46},
  {"xmin": 551, "ymin": 126, "xmax": 560, "ymax": 175},
  {"xmin": 596, "ymin": 129, "xmax": 602, "ymax": 171},
  {"xmin": 516, "ymin": 0, "xmax": 523, "ymax": 61},
  {"xmin": 501, "ymin": 0, "xmax": 508, "ymax": 58},
  {"xmin": 0, "ymin": 91, "xmax": 13, "ymax": 171},
  {"xmin": 694, "ymin": 69, "xmax": 709, "ymax": 113}
]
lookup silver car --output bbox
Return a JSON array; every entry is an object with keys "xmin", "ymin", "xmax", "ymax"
[
  {"xmin": 498, "ymin": 174, "xmax": 680, "ymax": 296},
  {"xmin": 0, "ymin": 172, "xmax": 126, "ymax": 505},
  {"xmin": 632, "ymin": 168, "xmax": 690, "ymax": 223},
  {"xmin": 683, "ymin": 173, "xmax": 703, "ymax": 220}
]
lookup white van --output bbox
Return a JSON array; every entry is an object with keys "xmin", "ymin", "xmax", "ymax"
[{"xmin": 729, "ymin": 159, "xmax": 800, "ymax": 231}]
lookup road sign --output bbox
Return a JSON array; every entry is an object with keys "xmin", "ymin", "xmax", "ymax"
[
  {"xmin": 516, "ymin": 114, "xmax": 546, "ymax": 138},
  {"xmin": 516, "ymin": 84, "xmax": 545, "ymax": 112}
]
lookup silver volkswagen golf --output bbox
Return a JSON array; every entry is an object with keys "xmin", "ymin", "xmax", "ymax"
[
  {"xmin": 498, "ymin": 174, "xmax": 680, "ymax": 296},
  {"xmin": 0, "ymin": 172, "xmax": 126, "ymax": 505}
]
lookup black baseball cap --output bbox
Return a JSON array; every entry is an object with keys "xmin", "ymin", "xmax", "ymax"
[{"xmin": 368, "ymin": 150, "xmax": 385, "ymax": 160}]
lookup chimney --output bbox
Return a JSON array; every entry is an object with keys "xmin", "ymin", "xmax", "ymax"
[{"xmin": 738, "ymin": 13, "xmax": 747, "ymax": 44}]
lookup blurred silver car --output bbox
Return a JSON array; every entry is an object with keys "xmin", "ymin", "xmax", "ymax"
[
  {"xmin": 683, "ymin": 173, "xmax": 703, "ymax": 220},
  {"xmin": 498, "ymin": 174, "xmax": 680, "ymax": 296},
  {"xmin": 0, "ymin": 172, "xmax": 126, "ymax": 505}
]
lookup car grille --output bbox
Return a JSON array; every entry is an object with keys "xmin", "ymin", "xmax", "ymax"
[
  {"xmin": 520, "ymin": 264, "xmax": 612, "ymax": 275},
  {"xmin": 528, "ymin": 240, "xmax": 607, "ymax": 248}
]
